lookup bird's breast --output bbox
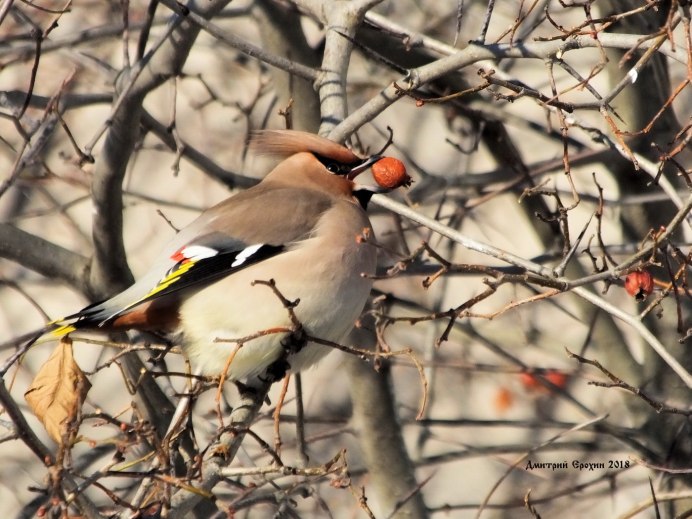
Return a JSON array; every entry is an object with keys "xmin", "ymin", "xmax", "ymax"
[{"xmin": 178, "ymin": 200, "xmax": 376, "ymax": 379}]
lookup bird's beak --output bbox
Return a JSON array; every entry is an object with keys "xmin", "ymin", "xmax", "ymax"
[{"xmin": 346, "ymin": 155, "xmax": 382, "ymax": 180}]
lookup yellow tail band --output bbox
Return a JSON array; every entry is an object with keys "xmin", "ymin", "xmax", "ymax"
[{"xmin": 48, "ymin": 322, "xmax": 77, "ymax": 338}]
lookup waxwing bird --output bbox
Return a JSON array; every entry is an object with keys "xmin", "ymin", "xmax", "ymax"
[{"xmin": 33, "ymin": 130, "xmax": 409, "ymax": 381}]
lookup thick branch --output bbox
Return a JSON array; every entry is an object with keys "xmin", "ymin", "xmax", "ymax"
[
  {"xmin": 0, "ymin": 224, "xmax": 90, "ymax": 291},
  {"xmin": 88, "ymin": 0, "xmax": 233, "ymax": 299},
  {"xmin": 331, "ymin": 33, "xmax": 685, "ymax": 139},
  {"xmin": 167, "ymin": 381, "xmax": 271, "ymax": 518},
  {"xmin": 346, "ymin": 325, "xmax": 428, "ymax": 518}
]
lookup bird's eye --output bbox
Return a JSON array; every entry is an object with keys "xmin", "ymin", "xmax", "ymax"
[
  {"xmin": 315, "ymin": 154, "xmax": 354, "ymax": 176},
  {"xmin": 325, "ymin": 162, "xmax": 350, "ymax": 175}
]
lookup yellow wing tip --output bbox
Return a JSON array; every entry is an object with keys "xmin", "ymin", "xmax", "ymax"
[{"xmin": 49, "ymin": 323, "xmax": 77, "ymax": 337}]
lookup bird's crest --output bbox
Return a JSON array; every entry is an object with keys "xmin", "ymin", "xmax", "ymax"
[{"xmin": 251, "ymin": 130, "xmax": 361, "ymax": 164}]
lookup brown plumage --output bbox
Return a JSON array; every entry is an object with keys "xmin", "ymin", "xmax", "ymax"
[{"xmin": 45, "ymin": 130, "xmax": 406, "ymax": 381}]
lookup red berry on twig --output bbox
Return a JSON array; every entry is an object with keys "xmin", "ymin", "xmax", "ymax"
[{"xmin": 624, "ymin": 270, "xmax": 654, "ymax": 301}]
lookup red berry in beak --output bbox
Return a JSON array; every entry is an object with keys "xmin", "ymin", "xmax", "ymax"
[{"xmin": 372, "ymin": 157, "xmax": 412, "ymax": 189}]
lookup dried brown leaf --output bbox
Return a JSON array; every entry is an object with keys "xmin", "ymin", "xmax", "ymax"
[{"xmin": 25, "ymin": 337, "xmax": 90, "ymax": 444}]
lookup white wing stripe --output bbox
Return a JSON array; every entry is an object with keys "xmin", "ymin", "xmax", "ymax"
[
  {"xmin": 181, "ymin": 245, "xmax": 218, "ymax": 261},
  {"xmin": 231, "ymin": 244, "xmax": 264, "ymax": 267}
]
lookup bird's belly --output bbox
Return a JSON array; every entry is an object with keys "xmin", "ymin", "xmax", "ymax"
[{"xmin": 178, "ymin": 238, "xmax": 375, "ymax": 380}]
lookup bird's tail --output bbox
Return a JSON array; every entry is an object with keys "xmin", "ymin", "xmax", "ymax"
[
  {"xmin": 44, "ymin": 315, "xmax": 83, "ymax": 338},
  {"xmin": 5, "ymin": 300, "xmax": 111, "ymax": 355},
  {"xmin": 7, "ymin": 315, "xmax": 86, "ymax": 351},
  {"xmin": 44, "ymin": 298, "xmax": 115, "ymax": 339},
  {"xmin": 0, "ymin": 322, "xmax": 69, "ymax": 375}
]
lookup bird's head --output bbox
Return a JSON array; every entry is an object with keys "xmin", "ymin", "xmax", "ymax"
[{"xmin": 251, "ymin": 130, "xmax": 411, "ymax": 206}]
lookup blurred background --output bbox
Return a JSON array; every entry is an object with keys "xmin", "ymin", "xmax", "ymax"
[{"xmin": 1, "ymin": 0, "xmax": 690, "ymax": 517}]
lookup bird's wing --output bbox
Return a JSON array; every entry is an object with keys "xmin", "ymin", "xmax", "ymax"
[
  {"xmin": 102, "ymin": 238, "xmax": 286, "ymax": 323},
  {"xmin": 52, "ymin": 185, "xmax": 334, "ymax": 333},
  {"xmin": 52, "ymin": 236, "xmax": 285, "ymax": 334}
]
